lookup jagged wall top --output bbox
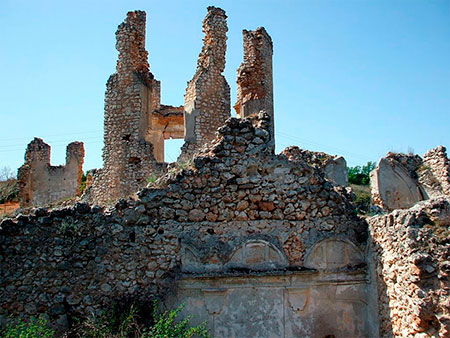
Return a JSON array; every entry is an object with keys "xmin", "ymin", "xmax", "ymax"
[
  {"xmin": 196, "ymin": 6, "xmax": 227, "ymax": 72},
  {"xmin": 115, "ymin": 11, "xmax": 150, "ymax": 74}
]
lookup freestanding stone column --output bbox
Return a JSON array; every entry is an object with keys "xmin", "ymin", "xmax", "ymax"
[
  {"xmin": 181, "ymin": 6, "xmax": 231, "ymax": 160},
  {"xmin": 90, "ymin": 11, "xmax": 164, "ymax": 204},
  {"xmin": 235, "ymin": 27, "xmax": 274, "ymax": 147}
]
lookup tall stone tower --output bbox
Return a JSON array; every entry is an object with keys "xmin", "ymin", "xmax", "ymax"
[
  {"xmin": 181, "ymin": 7, "xmax": 231, "ymax": 160},
  {"xmin": 235, "ymin": 27, "xmax": 274, "ymax": 147},
  {"xmin": 99, "ymin": 11, "xmax": 162, "ymax": 202}
]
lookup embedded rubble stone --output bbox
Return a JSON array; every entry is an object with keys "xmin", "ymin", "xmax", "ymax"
[
  {"xmin": 282, "ymin": 146, "xmax": 348, "ymax": 186},
  {"xmin": 369, "ymin": 198, "xmax": 450, "ymax": 337}
]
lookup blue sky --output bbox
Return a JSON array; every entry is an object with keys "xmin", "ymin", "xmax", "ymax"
[{"xmin": 0, "ymin": 0, "xmax": 449, "ymax": 173}]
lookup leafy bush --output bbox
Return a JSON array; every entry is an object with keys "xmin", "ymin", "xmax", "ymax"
[
  {"xmin": 69, "ymin": 301, "xmax": 209, "ymax": 338},
  {"xmin": 348, "ymin": 162, "xmax": 376, "ymax": 186},
  {"xmin": 143, "ymin": 301, "xmax": 209, "ymax": 338},
  {"xmin": 2, "ymin": 317, "xmax": 55, "ymax": 338}
]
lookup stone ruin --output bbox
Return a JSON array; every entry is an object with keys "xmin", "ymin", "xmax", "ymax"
[
  {"xmin": 5, "ymin": 6, "xmax": 450, "ymax": 338},
  {"xmin": 17, "ymin": 138, "xmax": 84, "ymax": 208},
  {"xmin": 371, "ymin": 146, "xmax": 450, "ymax": 212},
  {"xmin": 282, "ymin": 146, "xmax": 348, "ymax": 186},
  {"xmin": 181, "ymin": 7, "xmax": 231, "ymax": 160},
  {"xmin": 235, "ymin": 27, "xmax": 274, "ymax": 148}
]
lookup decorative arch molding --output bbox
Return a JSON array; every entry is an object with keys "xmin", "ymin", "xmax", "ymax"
[
  {"xmin": 304, "ymin": 238, "xmax": 364, "ymax": 270},
  {"xmin": 226, "ymin": 239, "xmax": 288, "ymax": 270}
]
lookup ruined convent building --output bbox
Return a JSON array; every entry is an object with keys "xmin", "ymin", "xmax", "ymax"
[{"xmin": 5, "ymin": 7, "xmax": 450, "ymax": 338}]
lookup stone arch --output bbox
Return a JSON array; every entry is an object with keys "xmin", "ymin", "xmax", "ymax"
[
  {"xmin": 226, "ymin": 240, "xmax": 288, "ymax": 269},
  {"xmin": 304, "ymin": 238, "xmax": 364, "ymax": 270},
  {"xmin": 180, "ymin": 245, "xmax": 202, "ymax": 271},
  {"xmin": 180, "ymin": 244, "xmax": 224, "ymax": 272}
]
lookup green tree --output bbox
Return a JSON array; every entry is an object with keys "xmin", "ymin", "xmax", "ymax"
[{"xmin": 348, "ymin": 161, "xmax": 376, "ymax": 186}]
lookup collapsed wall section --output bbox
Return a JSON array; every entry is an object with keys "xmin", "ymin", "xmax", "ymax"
[
  {"xmin": 235, "ymin": 27, "xmax": 274, "ymax": 148},
  {"xmin": 369, "ymin": 198, "xmax": 450, "ymax": 337},
  {"xmin": 18, "ymin": 138, "xmax": 84, "ymax": 208},
  {"xmin": 282, "ymin": 146, "xmax": 348, "ymax": 186},
  {"xmin": 371, "ymin": 147, "xmax": 450, "ymax": 212},
  {"xmin": 181, "ymin": 6, "xmax": 231, "ymax": 160}
]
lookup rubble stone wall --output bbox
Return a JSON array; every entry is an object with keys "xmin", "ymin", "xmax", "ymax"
[
  {"xmin": 235, "ymin": 27, "xmax": 274, "ymax": 147},
  {"xmin": 371, "ymin": 148, "xmax": 450, "ymax": 212},
  {"xmin": 1, "ymin": 115, "xmax": 374, "ymax": 336},
  {"xmin": 181, "ymin": 6, "xmax": 231, "ymax": 160},
  {"xmin": 369, "ymin": 198, "xmax": 450, "ymax": 337},
  {"xmin": 86, "ymin": 11, "xmax": 165, "ymax": 205},
  {"xmin": 423, "ymin": 146, "xmax": 450, "ymax": 196},
  {"xmin": 281, "ymin": 146, "xmax": 348, "ymax": 186},
  {"xmin": 17, "ymin": 138, "xmax": 84, "ymax": 208}
]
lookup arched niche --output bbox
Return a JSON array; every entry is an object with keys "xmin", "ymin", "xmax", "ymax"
[
  {"xmin": 304, "ymin": 238, "xmax": 364, "ymax": 270},
  {"xmin": 180, "ymin": 245, "xmax": 223, "ymax": 273},
  {"xmin": 226, "ymin": 240, "xmax": 288, "ymax": 270}
]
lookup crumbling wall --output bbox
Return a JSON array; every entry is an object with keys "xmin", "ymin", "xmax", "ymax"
[
  {"xmin": 1, "ymin": 114, "xmax": 375, "ymax": 336},
  {"xmin": 371, "ymin": 148, "xmax": 450, "ymax": 212},
  {"xmin": 282, "ymin": 146, "xmax": 348, "ymax": 186},
  {"xmin": 369, "ymin": 198, "xmax": 450, "ymax": 337},
  {"xmin": 181, "ymin": 6, "xmax": 230, "ymax": 160},
  {"xmin": 423, "ymin": 146, "xmax": 450, "ymax": 196},
  {"xmin": 86, "ymin": 11, "xmax": 166, "ymax": 205},
  {"xmin": 235, "ymin": 27, "xmax": 274, "ymax": 147},
  {"xmin": 17, "ymin": 138, "xmax": 84, "ymax": 208}
]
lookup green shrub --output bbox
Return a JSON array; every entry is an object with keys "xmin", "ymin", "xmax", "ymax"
[
  {"xmin": 71, "ymin": 301, "xmax": 210, "ymax": 338},
  {"xmin": 348, "ymin": 161, "xmax": 375, "ymax": 186},
  {"xmin": 143, "ymin": 301, "xmax": 210, "ymax": 338},
  {"xmin": 2, "ymin": 317, "xmax": 55, "ymax": 338}
]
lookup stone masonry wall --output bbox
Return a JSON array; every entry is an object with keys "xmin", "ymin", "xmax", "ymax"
[
  {"xmin": 181, "ymin": 6, "xmax": 231, "ymax": 160},
  {"xmin": 282, "ymin": 146, "xmax": 348, "ymax": 186},
  {"xmin": 86, "ymin": 11, "xmax": 165, "ymax": 205},
  {"xmin": 423, "ymin": 146, "xmax": 450, "ymax": 196},
  {"xmin": 369, "ymin": 198, "xmax": 450, "ymax": 337},
  {"xmin": 18, "ymin": 138, "xmax": 84, "ymax": 208},
  {"xmin": 1, "ymin": 114, "xmax": 373, "ymax": 336},
  {"xmin": 235, "ymin": 27, "xmax": 274, "ymax": 148},
  {"xmin": 371, "ymin": 148, "xmax": 450, "ymax": 212}
]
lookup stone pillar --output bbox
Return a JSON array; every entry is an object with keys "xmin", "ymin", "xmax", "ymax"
[
  {"xmin": 100, "ymin": 11, "xmax": 162, "ymax": 202},
  {"xmin": 181, "ymin": 6, "xmax": 231, "ymax": 160},
  {"xmin": 235, "ymin": 27, "xmax": 274, "ymax": 147},
  {"xmin": 66, "ymin": 141, "xmax": 85, "ymax": 197}
]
